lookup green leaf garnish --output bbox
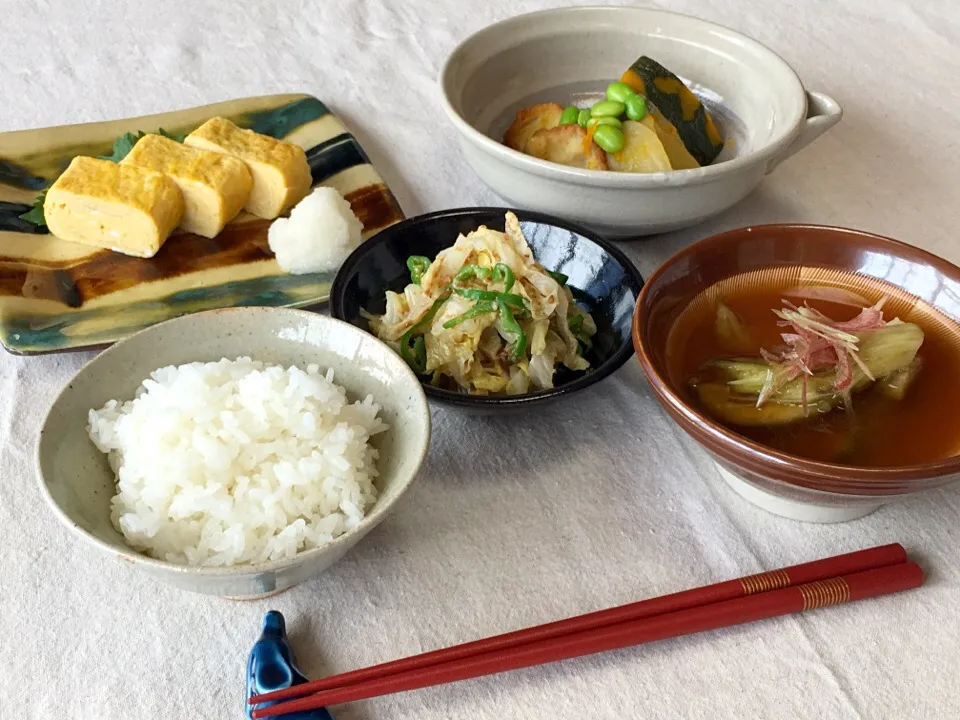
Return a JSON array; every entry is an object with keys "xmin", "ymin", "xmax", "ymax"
[
  {"xmin": 19, "ymin": 128, "xmax": 187, "ymax": 226},
  {"xmin": 157, "ymin": 127, "xmax": 186, "ymax": 143},
  {"xmin": 18, "ymin": 188, "xmax": 48, "ymax": 225},
  {"xmin": 98, "ymin": 131, "xmax": 144, "ymax": 163},
  {"xmin": 98, "ymin": 127, "xmax": 184, "ymax": 163}
]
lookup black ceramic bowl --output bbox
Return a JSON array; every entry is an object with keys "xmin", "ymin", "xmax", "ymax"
[{"xmin": 330, "ymin": 208, "xmax": 644, "ymax": 409}]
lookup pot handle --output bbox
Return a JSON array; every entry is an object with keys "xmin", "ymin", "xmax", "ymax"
[{"xmin": 766, "ymin": 91, "xmax": 842, "ymax": 174}]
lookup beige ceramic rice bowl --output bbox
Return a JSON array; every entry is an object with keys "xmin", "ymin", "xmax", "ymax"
[{"xmin": 36, "ymin": 308, "xmax": 430, "ymax": 599}]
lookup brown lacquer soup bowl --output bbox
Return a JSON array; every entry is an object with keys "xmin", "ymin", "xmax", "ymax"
[{"xmin": 632, "ymin": 224, "xmax": 960, "ymax": 523}]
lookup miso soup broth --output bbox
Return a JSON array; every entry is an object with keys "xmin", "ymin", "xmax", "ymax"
[{"xmin": 666, "ymin": 274, "xmax": 960, "ymax": 467}]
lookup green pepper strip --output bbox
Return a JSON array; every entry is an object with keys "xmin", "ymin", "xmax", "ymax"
[
  {"xmin": 568, "ymin": 314, "xmax": 584, "ymax": 333},
  {"xmin": 453, "ymin": 263, "xmax": 525, "ymax": 304},
  {"xmin": 448, "ymin": 262, "xmax": 528, "ymax": 352},
  {"xmin": 491, "ymin": 263, "xmax": 515, "ymax": 293},
  {"xmin": 442, "ymin": 300, "xmax": 496, "ymax": 328},
  {"xmin": 399, "ymin": 294, "xmax": 448, "ymax": 373},
  {"xmin": 454, "ymin": 264, "xmax": 492, "ymax": 283},
  {"xmin": 548, "ymin": 270, "xmax": 569, "ymax": 285},
  {"xmin": 500, "ymin": 294, "xmax": 529, "ymax": 316},
  {"xmin": 400, "ymin": 330, "xmax": 426, "ymax": 372},
  {"xmin": 453, "ymin": 287, "xmax": 527, "ymax": 307},
  {"xmin": 497, "ymin": 296, "xmax": 527, "ymax": 360},
  {"xmin": 453, "ymin": 287, "xmax": 499, "ymax": 302},
  {"xmin": 410, "ymin": 336, "xmax": 427, "ymax": 370},
  {"xmin": 406, "ymin": 256, "xmax": 431, "ymax": 285}
]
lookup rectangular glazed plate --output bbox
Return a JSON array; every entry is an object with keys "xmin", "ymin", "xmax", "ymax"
[{"xmin": 0, "ymin": 94, "xmax": 404, "ymax": 355}]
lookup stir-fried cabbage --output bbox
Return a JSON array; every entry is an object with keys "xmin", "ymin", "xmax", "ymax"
[{"xmin": 367, "ymin": 212, "xmax": 597, "ymax": 395}]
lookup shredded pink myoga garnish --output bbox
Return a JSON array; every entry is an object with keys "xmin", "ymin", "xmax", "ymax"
[{"xmin": 755, "ymin": 297, "xmax": 890, "ymax": 408}]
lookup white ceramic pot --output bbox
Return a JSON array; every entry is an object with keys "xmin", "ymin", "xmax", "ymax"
[{"xmin": 439, "ymin": 6, "xmax": 842, "ymax": 237}]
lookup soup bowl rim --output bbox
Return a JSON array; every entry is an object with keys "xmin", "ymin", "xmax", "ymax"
[{"xmin": 632, "ymin": 222, "xmax": 960, "ymax": 490}]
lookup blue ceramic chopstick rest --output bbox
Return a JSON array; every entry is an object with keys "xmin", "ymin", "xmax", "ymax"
[{"xmin": 246, "ymin": 610, "xmax": 334, "ymax": 720}]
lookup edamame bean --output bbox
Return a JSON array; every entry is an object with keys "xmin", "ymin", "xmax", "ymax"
[
  {"xmin": 577, "ymin": 109, "xmax": 592, "ymax": 128},
  {"xmin": 587, "ymin": 116, "xmax": 622, "ymax": 129},
  {"xmin": 605, "ymin": 81, "xmax": 637, "ymax": 104},
  {"xmin": 592, "ymin": 125, "xmax": 625, "ymax": 153},
  {"xmin": 624, "ymin": 94, "xmax": 648, "ymax": 121},
  {"xmin": 590, "ymin": 100, "xmax": 626, "ymax": 118},
  {"xmin": 559, "ymin": 105, "xmax": 580, "ymax": 125}
]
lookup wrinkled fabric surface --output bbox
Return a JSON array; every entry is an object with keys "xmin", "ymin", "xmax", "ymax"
[{"xmin": 2, "ymin": 1, "xmax": 960, "ymax": 718}]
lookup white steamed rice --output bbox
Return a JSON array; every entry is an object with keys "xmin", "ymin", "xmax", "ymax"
[{"xmin": 87, "ymin": 357, "xmax": 388, "ymax": 567}]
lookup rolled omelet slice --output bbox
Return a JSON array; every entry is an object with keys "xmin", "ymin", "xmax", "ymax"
[
  {"xmin": 43, "ymin": 156, "xmax": 184, "ymax": 258},
  {"xmin": 184, "ymin": 117, "xmax": 312, "ymax": 219},
  {"xmin": 122, "ymin": 134, "xmax": 252, "ymax": 237}
]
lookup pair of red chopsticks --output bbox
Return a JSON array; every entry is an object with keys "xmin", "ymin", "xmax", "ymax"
[{"xmin": 249, "ymin": 543, "xmax": 922, "ymax": 717}]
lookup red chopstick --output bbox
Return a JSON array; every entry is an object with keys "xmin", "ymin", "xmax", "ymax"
[
  {"xmin": 254, "ymin": 562, "xmax": 923, "ymax": 717},
  {"xmin": 250, "ymin": 543, "xmax": 909, "ymax": 713}
]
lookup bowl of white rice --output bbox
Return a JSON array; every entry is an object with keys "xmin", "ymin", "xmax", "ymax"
[{"xmin": 36, "ymin": 308, "xmax": 430, "ymax": 599}]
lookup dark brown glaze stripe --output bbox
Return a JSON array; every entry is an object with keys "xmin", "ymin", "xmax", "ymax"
[{"xmin": 345, "ymin": 183, "xmax": 404, "ymax": 234}]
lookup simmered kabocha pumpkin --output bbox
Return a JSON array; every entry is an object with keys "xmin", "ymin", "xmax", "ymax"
[{"xmin": 620, "ymin": 56, "xmax": 724, "ymax": 166}]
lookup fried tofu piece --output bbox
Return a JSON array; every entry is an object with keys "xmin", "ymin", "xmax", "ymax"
[
  {"xmin": 122, "ymin": 134, "xmax": 252, "ymax": 237},
  {"xmin": 184, "ymin": 117, "xmax": 312, "ymax": 219},
  {"xmin": 503, "ymin": 103, "xmax": 564, "ymax": 152},
  {"xmin": 43, "ymin": 156, "xmax": 184, "ymax": 258},
  {"xmin": 524, "ymin": 125, "xmax": 609, "ymax": 171}
]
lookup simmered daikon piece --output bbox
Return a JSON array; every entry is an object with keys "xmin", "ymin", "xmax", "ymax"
[{"xmin": 607, "ymin": 120, "xmax": 671, "ymax": 173}]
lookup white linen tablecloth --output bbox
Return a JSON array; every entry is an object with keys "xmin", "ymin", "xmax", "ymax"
[{"xmin": 3, "ymin": 1, "xmax": 959, "ymax": 718}]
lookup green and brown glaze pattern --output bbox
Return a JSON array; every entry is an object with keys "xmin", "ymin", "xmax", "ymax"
[{"xmin": 0, "ymin": 94, "xmax": 404, "ymax": 355}]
